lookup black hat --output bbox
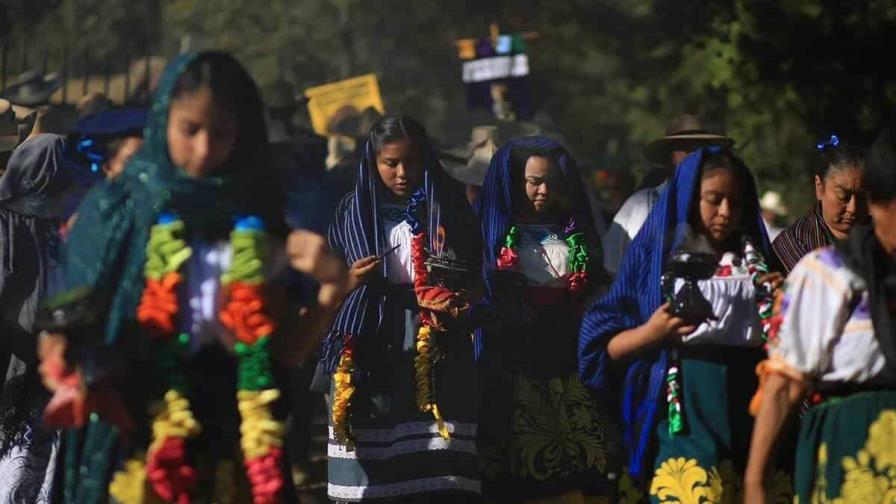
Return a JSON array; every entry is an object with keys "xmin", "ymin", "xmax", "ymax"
[{"xmin": 644, "ymin": 114, "xmax": 734, "ymax": 165}]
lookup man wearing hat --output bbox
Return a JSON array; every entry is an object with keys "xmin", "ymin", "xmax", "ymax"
[{"xmin": 602, "ymin": 114, "xmax": 734, "ymax": 276}]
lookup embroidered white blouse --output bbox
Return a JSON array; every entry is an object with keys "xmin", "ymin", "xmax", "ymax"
[
  {"xmin": 514, "ymin": 224, "xmax": 569, "ymax": 287},
  {"xmin": 675, "ymin": 251, "xmax": 763, "ymax": 347},
  {"xmin": 770, "ymin": 247, "xmax": 894, "ymax": 385}
]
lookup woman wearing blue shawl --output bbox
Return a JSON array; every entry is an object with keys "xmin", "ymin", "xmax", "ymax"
[
  {"xmin": 320, "ymin": 115, "xmax": 482, "ymax": 502},
  {"xmin": 33, "ymin": 52, "xmax": 352, "ymax": 504},
  {"xmin": 579, "ymin": 147, "xmax": 791, "ymax": 502},
  {"xmin": 475, "ymin": 137, "xmax": 616, "ymax": 503}
]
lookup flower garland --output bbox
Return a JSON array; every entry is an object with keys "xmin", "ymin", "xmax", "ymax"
[
  {"xmin": 496, "ymin": 216, "xmax": 590, "ymax": 294},
  {"xmin": 110, "ymin": 215, "xmax": 284, "ymax": 504},
  {"xmin": 743, "ymin": 238, "xmax": 777, "ymax": 346},
  {"xmin": 407, "ymin": 189, "xmax": 451, "ymax": 439},
  {"xmin": 331, "ymin": 336, "xmax": 356, "ymax": 448}
]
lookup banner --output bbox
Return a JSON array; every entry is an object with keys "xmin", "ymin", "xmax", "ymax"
[{"xmin": 304, "ymin": 74, "xmax": 385, "ymax": 135}]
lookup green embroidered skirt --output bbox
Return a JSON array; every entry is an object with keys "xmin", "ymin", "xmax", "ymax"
[{"xmin": 643, "ymin": 346, "xmax": 791, "ymax": 504}]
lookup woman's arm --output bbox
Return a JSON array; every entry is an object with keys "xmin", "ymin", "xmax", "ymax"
[
  {"xmin": 743, "ymin": 372, "xmax": 806, "ymax": 504},
  {"xmin": 275, "ymin": 230, "xmax": 353, "ymax": 367},
  {"xmin": 606, "ymin": 302, "xmax": 696, "ymax": 361}
]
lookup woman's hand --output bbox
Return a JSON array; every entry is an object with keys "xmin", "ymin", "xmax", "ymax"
[
  {"xmin": 607, "ymin": 303, "xmax": 697, "ymax": 361},
  {"xmin": 349, "ymin": 256, "xmax": 381, "ymax": 286},
  {"xmin": 286, "ymin": 230, "xmax": 352, "ymax": 310},
  {"xmin": 644, "ymin": 302, "xmax": 698, "ymax": 342},
  {"xmin": 758, "ymin": 272, "xmax": 785, "ymax": 292}
]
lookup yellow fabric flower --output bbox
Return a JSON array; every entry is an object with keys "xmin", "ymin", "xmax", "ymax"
[
  {"xmin": 413, "ymin": 325, "xmax": 449, "ymax": 439},
  {"xmin": 149, "ymin": 389, "xmax": 201, "ymax": 452},
  {"xmin": 332, "ymin": 348, "xmax": 356, "ymax": 449},
  {"xmin": 237, "ymin": 389, "xmax": 285, "ymax": 459},
  {"xmin": 108, "ymin": 457, "xmax": 165, "ymax": 504}
]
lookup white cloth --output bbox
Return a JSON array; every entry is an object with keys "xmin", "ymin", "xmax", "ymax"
[
  {"xmin": 677, "ymin": 252, "xmax": 763, "ymax": 347},
  {"xmin": 384, "ymin": 218, "xmax": 415, "ymax": 284},
  {"xmin": 514, "ymin": 224, "xmax": 569, "ymax": 287},
  {"xmin": 771, "ymin": 247, "xmax": 894, "ymax": 385},
  {"xmin": 179, "ymin": 238, "xmax": 286, "ymax": 351},
  {"xmin": 763, "ymin": 218, "xmax": 783, "ymax": 242},
  {"xmin": 603, "ymin": 181, "xmax": 667, "ymax": 275}
]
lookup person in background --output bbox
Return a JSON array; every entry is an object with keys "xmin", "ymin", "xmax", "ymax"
[
  {"xmin": 603, "ymin": 114, "xmax": 734, "ymax": 277},
  {"xmin": 0, "ymin": 100, "xmax": 20, "ymax": 176},
  {"xmin": 760, "ymin": 191, "xmax": 788, "ymax": 241},
  {"xmin": 441, "ymin": 125, "xmax": 499, "ymax": 205},
  {"xmin": 771, "ymin": 135, "xmax": 866, "ymax": 273},
  {"xmin": 580, "ymin": 147, "xmax": 789, "ymax": 502},
  {"xmin": 0, "ymin": 134, "xmax": 75, "ymax": 503},
  {"xmin": 744, "ymin": 129, "xmax": 896, "ymax": 503},
  {"xmin": 476, "ymin": 137, "xmax": 615, "ymax": 503}
]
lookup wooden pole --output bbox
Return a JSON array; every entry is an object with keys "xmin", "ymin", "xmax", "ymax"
[
  {"xmin": 82, "ymin": 48, "xmax": 89, "ymax": 96},
  {"xmin": 123, "ymin": 52, "xmax": 130, "ymax": 104}
]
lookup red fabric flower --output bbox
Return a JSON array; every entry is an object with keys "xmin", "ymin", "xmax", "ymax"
[
  {"xmin": 146, "ymin": 437, "xmax": 198, "ymax": 504},
  {"xmin": 567, "ymin": 271, "xmax": 589, "ymax": 295},
  {"xmin": 715, "ymin": 265, "xmax": 733, "ymax": 277},
  {"xmin": 496, "ymin": 246, "xmax": 519, "ymax": 269},
  {"xmin": 244, "ymin": 448, "xmax": 284, "ymax": 504}
]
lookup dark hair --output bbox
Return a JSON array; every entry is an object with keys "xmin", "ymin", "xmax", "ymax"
[
  {"xmin": 171, "ymin": 51, "xmax": 269, "ymax": 171},
  {"xmin": 868, "ymin": 129, "xmax": 896, "ymax": 203},
  {"xmin": 369, "ymin": 115, "xmax": 427, "ymax": 153},
  {"xmin": 700, "ymin": 150, "xmax": 743, "ymax": 180},
  {"xmin": 815, "ymin": 144, "xmax": 865, "ymax": 180},
  {"xmin": 171, "ymin": 51, "xmax": 286, "ymax": 237}
]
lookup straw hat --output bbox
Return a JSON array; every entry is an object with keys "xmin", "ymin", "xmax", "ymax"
[
  {"xmin": 644, "ymin": 114, "xmax": 734, "ymax": 165},
  {"xmin": 441, "ymin": 125, "xmax": 499, "ymax": 187},
  {"xmin": 760, "ymin": 191, "xmax": 789, "ymax": 217}
]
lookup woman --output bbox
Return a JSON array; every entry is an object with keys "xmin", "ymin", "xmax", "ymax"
[
  {"xmin": 0, "ymin": 134, "xmax": 73, "ymax": 503},
  {"xmin": 744, "ymin": 129, "xmax": 896, "ymax": 503},
  {"xmin": 320, "ymin": 115, "xmax": 482, "ymax": 502},
  {"xmin": 37, "ymin": 52, "xmax": 350, "ymax": 503},
  {"xmin": 475, "ymin": 137, "xmax": 614, "ymax": 503},
  {"xmin": 772, "ymin": 137, "xmax": 866, "ymax": 272},
  {"xmin": 579, "ymin": 147, "xmax": 789, "ymax": 502}
]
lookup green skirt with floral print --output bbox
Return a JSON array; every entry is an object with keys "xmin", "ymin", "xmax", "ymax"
[{"xmin": 794, "ymin": 389, "xmax": 896, "ymax": 503}]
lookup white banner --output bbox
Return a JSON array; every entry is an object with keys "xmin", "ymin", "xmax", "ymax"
[{"xmin": 461, "ymin": 54, "xmax": 530, "ymax": 83}]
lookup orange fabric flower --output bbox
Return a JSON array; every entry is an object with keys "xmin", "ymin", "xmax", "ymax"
[
  {"xmin": 137, "ymin": 272, "xmax": 183, "ymax": 338},
  {"xmin": 220, "ymin": 283, "xmax": 276, "ymax": 344}
]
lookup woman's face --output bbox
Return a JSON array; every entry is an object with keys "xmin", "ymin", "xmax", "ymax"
[
  {"xmin": 376, "ymin": 138, "xmax": 423, "ymax": 198},
  {"xmin": 522, "ymin": 155, "xmax": 567, "ymax": 215},
  {"xmin": 871, "ymin": 198, "xmax": 896, "ymax": 257},
  {"xmin": 815, "ymin": 166, "xmax": 866, "ymax": 240},
  {"xmin": 694, "ymin": 166, "xmax": 743, "ymax": 248},
  {"xmin": 167, "ymin": 85, "xmax": 239, "ymax": 178}
]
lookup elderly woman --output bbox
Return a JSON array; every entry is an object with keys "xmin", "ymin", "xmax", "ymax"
[{"xmin": 772, "ymin": 137, "xmax": 866, "ymax": 273}]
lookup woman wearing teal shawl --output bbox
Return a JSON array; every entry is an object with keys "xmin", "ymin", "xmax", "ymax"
[{"xmin": 39, "ymin": 52, "xmax": 350, "ymax": 504}]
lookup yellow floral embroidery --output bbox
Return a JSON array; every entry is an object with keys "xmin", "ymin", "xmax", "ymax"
[
  {"xmin": 809, "ymin": 409, "xmax": 896, "ymax": 503},
  {"xmin": 507, "ymin": 374, "xmax": 608, "ymax": 480},
  {"xmin": 648, "ymin": 458, "xmax": 790, "ymax": 504},
  {"xmin": 618, "ymin": 471, "xmax": 646, "ymax": 504}
]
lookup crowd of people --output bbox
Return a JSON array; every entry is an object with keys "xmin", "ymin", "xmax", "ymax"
[{"xmin": 0, "ymin": 49, "xmax": 891, "ymax": 504}]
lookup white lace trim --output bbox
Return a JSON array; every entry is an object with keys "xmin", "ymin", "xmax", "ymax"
[
  {"xmin": 327, "ymin": 421, "xmax": 477, "ymax": 443},
  {"xmin": 328, "ymin": 476, "xmax": 481, "ymax": 500},
  {"xmin": 328, "ymin": 435, "xmax": 476, "ymax": 460}
]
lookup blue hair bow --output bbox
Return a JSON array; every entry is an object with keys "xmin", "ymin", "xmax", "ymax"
[{"xmin": 816, "ymin": 134, "xmax": 840, "ymax": 152}]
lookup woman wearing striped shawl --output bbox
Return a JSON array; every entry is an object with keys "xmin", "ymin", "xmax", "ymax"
[
  {"xmin": 771, "ymin": 139, "xmax": 866, "ymax": 273},
  {"xmin": 320, "ymin": 116, "xmax": 482, "ymax": 503},
  {"xmin": 475, "ymin": 137, "xmax": 614, "ymax": 503}
]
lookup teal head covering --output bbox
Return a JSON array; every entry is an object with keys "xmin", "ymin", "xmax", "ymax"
[{"xmin": 64, "ymin": 51, "xmax": 286, "ymax": 345}]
